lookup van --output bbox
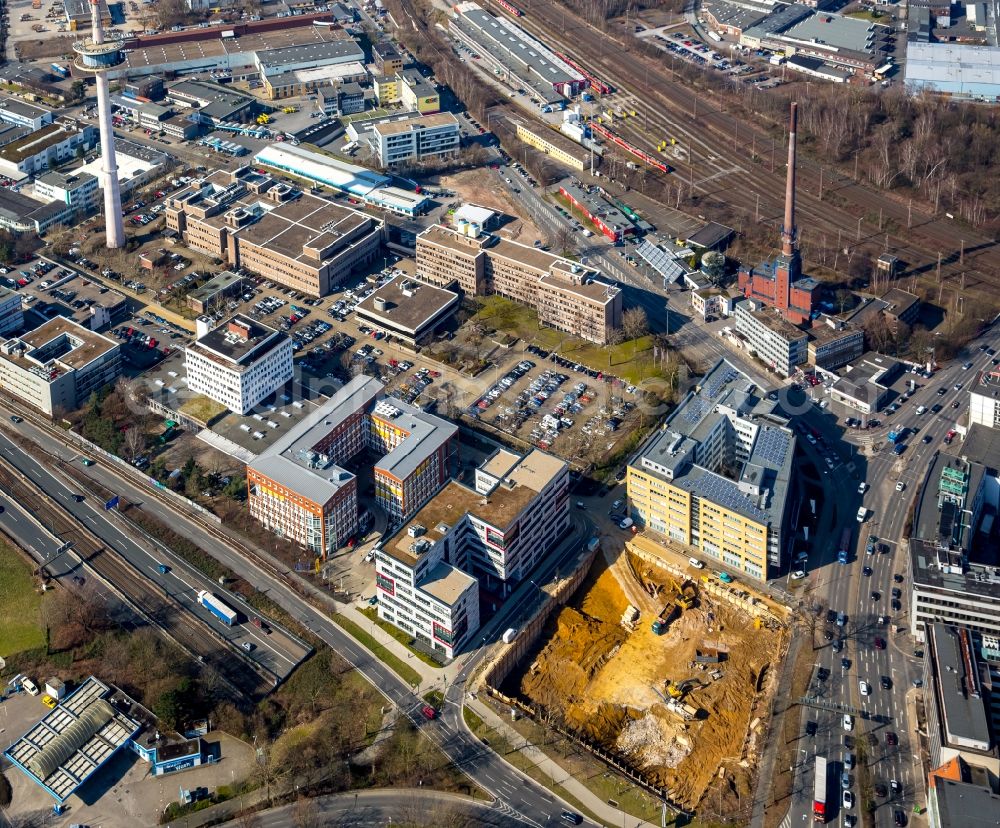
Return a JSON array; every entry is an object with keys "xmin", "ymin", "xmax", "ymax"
[
  {"xmin": 688, "ymin": 557, "xmax": 704, "ymax": 569},
  {"xmin": 22, "ymin": 678, "xmax": 39, "ymax": 696}
]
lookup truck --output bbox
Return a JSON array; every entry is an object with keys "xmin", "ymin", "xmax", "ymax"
[
  {"xmin": 49, "ymin": 63, "xmax": 68, "ymax": 78},
  {"xmin": 887, "ymin": 427, "xmax": 906, "ymax": 444},
  {"xmin": 502, "ymin": 627, "xmax": 517, "ymax": 644},
  {"xmin": 837, "ymin": 527, "xmax": 851, "ymax": 564},
  {"xmin": 651, "ymin": 603, "xmax": 681, "ymax": 635},
  {"xmin": 198, "ymin": 590, "xmax": 238, "ymax": 626},
  {"xmin": 708, "ymin": 30, "xmax": 723, "ymax": 42},
  {"xmin": 813, "ymin": 755, "xmax": 828, "ymax": 822}
]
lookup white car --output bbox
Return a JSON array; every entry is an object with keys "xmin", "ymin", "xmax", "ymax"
[
  {"xmin": 896, "ymin": 481, "xmax": 906, "ymax": 492},
  {"xmin": 857, "ymin": 482, "xmax": 868, "ymax": 494},
  {"xmin": 859, "ymin": 680, "xmax": 870, "ymax": 697},
  {"xmin": 688, "ymin": 557, "xmax": 704, "ymax": 569},
  {"xmin": 856, "ymin": 507, "xmax": 867, "ymax": 523},
  {"xmin": 843, "ymin": 790, "xmax": 854, "ymax": 810},
  {"xmin": 843, "ymin": 714, "xmax": 854, "ymax": 732},
  {"xmin": 619, "ymin": 517, "xmax": 634, "ymax": 530},
  {"xmin": 790, "ymin": 570, "xmax": 806, "ymax": 580}
]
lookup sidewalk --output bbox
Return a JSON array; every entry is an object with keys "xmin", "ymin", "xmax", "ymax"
[{"xmin": 467, "ymin": 695, "xmax": 660, "ymax": 828}]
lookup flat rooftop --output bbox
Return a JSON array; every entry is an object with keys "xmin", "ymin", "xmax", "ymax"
[
  {"xmin": 254, "ymin": 39, "xmax": 365, "ymax": 69},
  {"xmin": 927, "ymin": 624, "xmax": 991, "ymax": 751},
  {"xmin": 354, "ymin": 276, "xmax": 459, "ymax": 335},
  {"xmin": 911, "ymin": 452, "xmax": 985, "ymax": 555},
  {"xmin": 188, "ymin": 315, "xmax": 286, "ymax": 369},
  {"xmin": 188, "ymin": 270, "xmax": 244, "ymax": 304},
  {"xmin": 507, "ymin": 112, "xmax": 589, "ymax": 162},
  {"xmin": 808, "ymin": 319, "xmax": 859, "ymax": 345},
  {"xmin": 372, "ymin": 112, "xmax": 459, "ymax": 137},
  {"xmin": 960, "ymin": 422, "xmax": 1000, "ymax": 470},
  {"xmin": 742, "ymin": 305, "xmax": 808, "ymax": 342},
  {"xmin": 0, "ymin": 96, "xmax": 52, "ymax": 120},
  {"xmin": 420, "ymin": 560, "xmax": 477, "ymax": 606},
  {"xmin": 930, "ymin": 777, "xmax": 1000, "ymax": 826},
  {"xmin": 0, "ymin": 123, "xmax": 84, "ymax": 165},
  {"xmin": 14, "ymin": 315, "xmax": 118, "ymax": 372}
]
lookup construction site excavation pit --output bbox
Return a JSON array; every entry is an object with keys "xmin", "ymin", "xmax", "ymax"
[{"xmin": 501, "ymin": 549, "xmax": 787, "ymax": 813}]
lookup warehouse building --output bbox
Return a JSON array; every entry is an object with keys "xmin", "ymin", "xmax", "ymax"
[
  {"xmin": 369, "ymin": 112, "xmax": 461, "ymax": 168},
  {"xmin": 904, "ymin": 42, "xmax": 1000, "ymax": 100},
  {"xmin": 261, "ymin": 62, "xmax": 367, "ymax": 100},
  {"xmin": 375, "ymin": 447, "xmax": 569, "ymax": 658},
  {"xmin": 166, "ymin": 167, "xmax": 384, "ymax": 297},
  {"xmin": 627, "ymin": 359, "xmax": 796, "ymax": 581},
  {"xmin": 450, "ymin": 2, "xmax": 585, "ymax": 102},
  {"xmin": 166, "ymin": 80, "xmax": 257, "ymax": 126},
  {"xmin": 733, "ymin": 299, "xmax": 808, "ymax": 377},
  {"xmin": 253, "ymin": 143, "xmax": 429, "ymax": 216},
  {"xmin": 559, "ymin": 183, "xmax": 637, "ymax": 243},
  {"xmin": 247, "ymin": 376, "xmax": 458, "ymax": 554},
  {"xmin": 0, "ymin": 316, "xmax": 121, "ymax": 416},
  {"xmin": 415, "ymin": 224, "xmax": 623, "ymax": 344},
  {"xmin": 185, "ymin": 315, "xmax": 293, "ymax": 415},
  {"xmin": 253, "ymin": 40, "xmax": 365, "ymax": 77},
  {"xmin": 354, "ymin": 276, "xmax": 459, "ymax": 346}
]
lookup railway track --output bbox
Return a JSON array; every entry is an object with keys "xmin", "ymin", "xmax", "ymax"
[
  {"xmin": 0, "ymin": 459, "xmax": 271, "ymax": 699},
  {"xmin": 493, "ymin": 0, "xmax": 999, "ymax": 295}
]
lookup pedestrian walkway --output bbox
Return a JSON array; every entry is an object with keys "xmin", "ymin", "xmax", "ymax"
[{"xmin": 466, "ymin": 695, "xmax": 660, "ymax": 828}]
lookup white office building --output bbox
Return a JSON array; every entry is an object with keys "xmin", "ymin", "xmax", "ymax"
[
  {"xmin": 733, "ymin": 299, "xmax": 808, "ymax": 377},
  {"xmin": 0, "ymin": 286, "xmax": 23, "ymax": 337},
  {"xmin": 970, "ymin": 368, "xmax": 1000, "ymax": 429},
  {"xmin": 0, "ymin": 97, "xmax": 53, "ymax": 131},
  {"xmin": 185, "ymin": 315, "xmax": 292, "ymax": 415},
  {"xmin": 374, "ymin": 448, "xmax": 570, "ymax": 658},
  {"xmin": 370, "ymin": 112, "xmax": 461, "ymax": 168}
]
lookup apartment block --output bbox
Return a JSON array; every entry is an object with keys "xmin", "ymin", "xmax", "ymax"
[
  {"xmin": 166, "ymin": 166, "xmax": 384, "ymax": 297},
  {"xmin": 0, "ymin": 317, "xmax": 120, "ymax": 416},
  {"xmin": 185, "ymin": 315, "xmax": 292, "ymax": 415},
  {"xmin": 733, "ymin": 299, "xmax": 808, "ymax": 377},
  {"xmin": 247, "ymin": 376, "xmax": 458, "ymax": 555},
  {"xmin": 627, "ymin": 359, "xmax": 795, "ymax": 581},
  {"xmin": 414, "ymin": 224, "xmax": 622, "ymax": 344},
  {"xmin": 370, "ymin": 112, "xmax": 460, "ymax": 168},
  {"xmin": 374, "ymin": 448, "xmax": 569, "ymax": 658}
]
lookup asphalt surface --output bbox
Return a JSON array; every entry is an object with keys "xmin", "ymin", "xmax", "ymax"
[
  {"xmin": 216, "ymin": 788, "xmax": 533, "ymax": 827},
  {"xmin": 784, "ymin": 328, "xmax": 1000, "ymax": 828},
  {"xmin": 0, "ymin": 403, "xmax": 600, "ymax": 827},
  {"xmin": 0, "ymin": 428, "xmax": 309, "ymax": 682}
]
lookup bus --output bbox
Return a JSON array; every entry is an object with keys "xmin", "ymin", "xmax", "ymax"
[{"xmin": 837, "ymin": 528, "xmax": 851, "ymax": 564}]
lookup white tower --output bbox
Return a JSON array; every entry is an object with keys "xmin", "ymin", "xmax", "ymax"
[{"xmin": 72, "ymin": 0, "xmax": 125, "ymax": 249}]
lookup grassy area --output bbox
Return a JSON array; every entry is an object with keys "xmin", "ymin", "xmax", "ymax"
[
  {"xmin": 178, "ymin": 395, "xmax": 228, "ymax": 426},
  {"xmin": 460, "ymin": 707, "xmax": 614, "ymax": 826},
  {"xmin": 359, "ymin": 607, "xmax": 442, "ymax": 669},
  {"xmin": 845, "ymin": 9, "xmax": 885, "ymax": 21},
  {"xmin": 423, "ymin": 689, "xmax": 444, "ymax": 708},
  {"xmin": 0, "ymin": 541, "xmax": 46, "ymax": 657},
  {"xmin": 332, "ymin": 613, "xmax": 424, "ymax": 687},
  {"xmin": 472, "ymin": 296, "xmax": 660, "ymax": 384}
]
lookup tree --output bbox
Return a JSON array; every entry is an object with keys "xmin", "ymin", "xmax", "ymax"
[
  {"xmin": 836, "ymin": 289, "xmax": 854, "ymax": 314},
  {"xmin": 622, "ymin": 306, "xmax": 649, "ymax": 344},
  {"xmin": 701, "ymin": 251, "xmax": 726, "ymax": 285}
]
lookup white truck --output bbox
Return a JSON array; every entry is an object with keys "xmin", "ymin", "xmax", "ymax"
[{"xmin": 502, "ymin": 628, "xmax": 517, "ymax": 644}]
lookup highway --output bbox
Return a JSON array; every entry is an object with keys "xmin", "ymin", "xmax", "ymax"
[
  {"xmin": 0, "ymin": 401, "xmax": 602, "ymax": 826},
  {"xmin": 783, "ymin": 327, "xmax": 1000, "ymax": 828}
]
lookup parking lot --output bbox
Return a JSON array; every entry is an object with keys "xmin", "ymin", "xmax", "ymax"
[{"xmin": 642, "ymin": 28, "xmax": 781, "ymax": 86}]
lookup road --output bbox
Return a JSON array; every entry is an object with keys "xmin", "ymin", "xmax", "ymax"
[
  {"xmin": 783, "ymin": 327, "xmax": 1000, "ymax": 828},
  {"xmin": 0, "ymin": 401, "xmax": 603, "ymax": 827},
  {"xmin": 215, "ymin": 788, "xmax": 532, "ymax": 827}
]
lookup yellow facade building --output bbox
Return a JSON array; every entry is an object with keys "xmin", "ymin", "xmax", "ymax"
[{"xmin": 626, "ymin": 359, "xmax": 795, "ymax": 582}]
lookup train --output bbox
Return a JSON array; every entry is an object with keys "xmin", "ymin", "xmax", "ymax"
[
  {"xmin": 553, "ymin": 51, "xmax": 613, "ymax": 95},
  {"xmin": 589, "ymin": 121, "xmax": 671, "ymax": 173},
  {"xmin": 492, "ymin": 0, "xmax": 523, "ymax": 16}
]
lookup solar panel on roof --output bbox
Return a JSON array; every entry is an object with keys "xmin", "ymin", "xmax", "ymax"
[{"xmin": 755, "ymin": 428, "xmax": 790, "ymax": 467}]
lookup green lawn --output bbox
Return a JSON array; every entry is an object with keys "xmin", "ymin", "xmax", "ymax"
[
  {"xmin": 472, "ymin": 296, "xmax": 660, "ymax": 383},
  {"xmin": 0, "ymin": 541, "xmax": 45, "ymax": 657},
  {"xmin": 359, "ymin": 607, "xmax": 443, "ymax": 669},
  {"xmin": 332, "ymin": 613, "xmax": 424, "ymax": 687}
]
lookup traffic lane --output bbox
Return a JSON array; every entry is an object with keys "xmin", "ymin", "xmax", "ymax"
[{"xmin": 0, "ymin": 431, "xmax": 300, "ymax": 673}]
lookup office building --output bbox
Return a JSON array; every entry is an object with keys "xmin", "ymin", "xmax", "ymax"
[
  {"xmin": 261, "ymin": 62, "xmax": 367, "ymax": 101},
  {"xmin": 166, "ymin": 167, "xmax": 384, "ymax": 297},
  {"xmin": 369, "ymin": 112, "xmax": 460, "ymax": 168},
  {"xmin": 738, "ymin": 103, "xmax": 817, "ymax": 325},
  {"xmin": 733, "ymin": 299, "xmax": 809, "ymax": 377},
  {"xmin": 970, "ymin": 368, "xmax": 1000, "ymax": 429},
  {"xmin": 317, "ymin": 83, "xmax": 365, "ymax": 116},
  {"xmin": 627, "ymin": 359, "xmax": 796, "ymax": 581},
  {"xmin": 247, "ymin": 376, "xmax": 458, "ymax": 554},
  {"xmin": 807, "ymin": 316, "xmax": 864, "ymax": 370},
  {"xmin": 375, "ymin": 448, "xmax": 569, "ymax": 658},
  {"xmin": 0, "ymin": 120, "xmax": 97, "ymax": 178},
  {"xmin": 415, "ymin": 224, "xmax": 622, "ymax": 344},
  {"xmin": 185, "ymin": 316, "xmax": 292, "ymax": 415},
  {"xmin": 373, "ymin": 41, "xmax": 404, "ymax": 75},
  {"xmin": 825, "ymin": 353, "xmax": 899, "ymax": 415},
  {"xmin": 165, "ymin": 80, "xmax": 256, "ymax": 126},
  {"xmin": 354, "ymin": 276, "xmax": 459, "ymax": 347},
  {"xmin": 0, "ymin": 97, "xmax": 53, "ymax": 131},
  {"xmin": 398, "ymin": 71, "xmax": 440, "ymax": 114},
  {"xmin": 76, "ymin": 138, "xmax": 170, "ymax": 198},
  {"xmin": 0, "ymin": 188, "xmax": 75, "ymax": 235},
  {"xmin": 0, "ymin": 287, "xmax": 23, "ymax": 336},
  {"xmin": 0, "ymin": 317, "xmax": 121, "ymax": 416},
  {"xmin": 923, "ymin": 624, "xmax": 997, "ymax": 774},
  {"xmin": 909, "ymin": 425, "xmax": 1000, "ymax": 644},
  {"xmin": 33, "ymin": 171, "xmax": 100, "ymax": 218}
]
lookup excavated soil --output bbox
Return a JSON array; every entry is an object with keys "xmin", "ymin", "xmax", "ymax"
[{"xmin": 514, "ymin": 553, "xmax": 783, "ymax": 812}]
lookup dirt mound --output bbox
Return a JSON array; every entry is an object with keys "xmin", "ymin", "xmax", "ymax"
[{"xmin": 520, "ymin": 606, "xmax": 626, "ymax": 711}]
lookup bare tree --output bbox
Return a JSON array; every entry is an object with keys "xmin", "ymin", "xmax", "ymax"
[{"xmin": 621, "ymin": 307, "xmax": 649, "ymax": 357}]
